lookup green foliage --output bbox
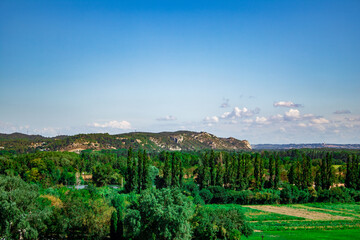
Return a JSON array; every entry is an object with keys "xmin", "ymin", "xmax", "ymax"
[
  {"xmin": 124, "ymin": 188, "xmax": 194, "ymax": 240},
  {"xmin": 199, "ymin": 188, "xmax": 213, "ymax": 204},
  {"xmin": 92, "ymin": 163, "xmax": 120, "ymax": 187},
  {"xmin": 192, "ymin": 207, "xmax": 253, "ymax": 240},
  {"xmin": 0, "ymin": 175, "xmax": 51, "ymax": 240}
]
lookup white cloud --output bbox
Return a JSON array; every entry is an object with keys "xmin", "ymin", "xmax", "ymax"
[
  {"xmin": 243, "ymin": 119, "xmax": 254, "ymax": 123},
  {"xmin": 156, "ymin": 115, "xmax": 177, "ymax": 121},
  {"xmin": 221, "ymin": 107, "xmax": 259, "ymax": 120},
  {"xmin": 255, "ymin": 117, "xmax": 268, "ymax": 124},
  {"xmin": 311, "ymin": 118, "xmax": 330, "ymax": 124},
  {"xmin": 274, "ymin": 101, "xmax": 302, "ymax": 108},
  {"xmin": 284, "ymin": 109, "xmax": 301, "ymax": 120},
  {"xmin": 203, "ymin": 116, "xmax": 219, "ymax": 123},
  {"xmin": 91, "ymin": 120, "xmax": 131, "ymax": 129}
]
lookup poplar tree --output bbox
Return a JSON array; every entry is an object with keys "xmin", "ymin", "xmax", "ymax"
[
  {"xmin": 243, "ymin": 154, "xmax": 251, "ymax": 189},
  {"xmin": 223, "ymin": 153, "xmax": 230, "ymax": 188},
  {"xmin": 253, "ymin": 153, "xmax": 260, "ymax": 189},
  {"xmin": 268, "ymin": 155, "xmax": 275, "ymax": 188},
  {"xmin": 141, "ymin": 149, "xmax": 149, "ymax": 190},
  {"xmin": 215, "ymin": 161, "xmax": 224, "ymax": 187},
  {"xmin": 137, "ymin": 150, "xmax": 143, "ymax": 192},
  {"xmin": 259, "ymin": 156, "xmax": 264, "ymax": 189},
  {"xmin": 274, "ymin": 155, "xmax": 280, "ymax": 189},
  {"xmin": 288, "ymin": 163, "xmax": 296, "ymax": 185},
  {"xmin": 171, "ymin": 152, "xmax": 179, "ymax": 187},
  {"xmin": 178, "ymin": 156, "xmax": 184, "ymax": 187},
  {"xmin": 301, "ymin": 155, "xmax": 312, "ymax": 189},
  {"xmin": 209, "ymin": 150, "xmax": 216, "ymax": 186},
  {"xmin": 163, "ymin": 152, "xmax": 171, "ymax": 188},
  {"xmin": 236, "ymin": 153, "xmax": 243, "ymax": 189},
  {"xmin": 125, "ymin": 147, "xmax": 135, "ymax": 193},
  {"xmin": 345, "ymin": 154, "xmax": 352, "ymax": 188}
]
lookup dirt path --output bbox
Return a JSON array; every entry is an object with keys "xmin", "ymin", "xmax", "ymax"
[{"xmin": 244, "ymin": 205, "xmax": 354, "ymax": 220}]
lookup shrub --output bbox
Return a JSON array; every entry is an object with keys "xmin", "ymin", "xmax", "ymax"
[
  {"xmin": 199, "ymin": 189, "xmax": 213, "ymax": 204},
  {"xmin": 207, "ymin": 186, "xmax": 228, "ymax": 203},
  {"xmin": 192, "ymin": 207, "xmax": 253, "ymax": 240}
]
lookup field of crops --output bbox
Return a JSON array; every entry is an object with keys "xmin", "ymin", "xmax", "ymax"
[{"xmin": 206, "ymin": 203, "xmax": 360, "ymax": 239}]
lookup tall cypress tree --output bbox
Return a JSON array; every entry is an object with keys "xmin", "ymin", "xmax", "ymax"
[
  {"xmin": 215, "ymin": 161, "xmax": 224, "ymax": 186},
  {"xmin": 209, "ymin": 150, "xmax": 216, "ymax": 186},
  {"xmin": 274, "ymin": 155, "xmax": 280, "ymax": 189},
  {"xmin": 110, "ymin": 210, "xmax": 118, "ymax": 239},
  {"xmin": 345, "ymin": 154, "xmax": 352, "ymax": 188},
  {"xmin": 253, "ymin": 153, "xmax": 260, "ymax": 189},
  {"xmin": 203, "ymin": 153, "xmax": 210, "ymax": 188},
  {"xmin": 171, "ymin": 152, "xmax": 179, "ymax": 187},
  {"xmin": 178, "ymin": 156, "xmax": 183, "ymax": 187},
  {"xmin": 137, "ymin": 150, "xmax": 143, "ymax": 192},
  {"xmin": 141, "ymin": 149, "xmax": 149, "ymax": 190},
  {"xmin": 355, "ymin": 155, "xmax": 360, "ymax": 190},
  {"xmin": 301, "ymin": 155, "xmax": 312, "ymax": 189},
  {"xmin": 223, "ymin": 153, "xmax": 230, "ymax": 188},
  {"xmin": 259, "ymin": 155, "xmax": 264, "ymax": 189},
  {"xmin": 268, "ymin": 155, "xmax": 274, "ymax": 189},
  {"xmin": 235, "ymin": 153, "xmax": 243, "ymax": 189},
  {"xmin": 244, "ymin": 154, "xmax": 250, "ymax": 189},
  {"xmin": 163, "ymin": 152, "xmax": 171, "ymax": 188},
  {"xmin": 288, "ymin": 162, "xmax": 296, "ymax": 185},
  {"xmin": 125, "ymin": 147, "xmax": 134, "ymax": 193}
]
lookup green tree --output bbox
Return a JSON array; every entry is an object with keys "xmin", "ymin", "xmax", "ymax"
[
  {"xmin": 137, "ymin": 150, "xmax": 143, "ymax": 192},
  {"xmin": 124, "ymin": 188, "xmax": 194, "ymax": 240},
  {"xmin": 268, "ymin": 155, "xmax": 275, "ymax": 188},
  {"xmin": 192, "ymin": 207, "xmax": 253, "ymax": 240},
  {"xmin": 141, "ymin": 150, "xmax": 150, "ymax": 190},
  {"xmin": 125, "ymin": 147, "xmax": 136, "ymax": 193},
  {"xmin": 163, "ymin": 152, "xmax": 171, "ymax": 188},
  {"xmin": 274, "ymin": 155, "xmax": 280, "ymax": 189},
  {"xmin": 0, "ymin": 175, "xmax": 51, "ymax": 240},
  {"xmin": 209, "ymin": 150, "xmax": 216, "ymax": 186}
]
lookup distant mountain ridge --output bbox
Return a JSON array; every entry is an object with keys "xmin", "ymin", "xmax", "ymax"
[
  {"xmin": 0, "ymin": 131, "xmax": 251, "ymax": 152},
  {"xmin": 253, "ymin": 143, "xmax": 360, "ymax": 150}
]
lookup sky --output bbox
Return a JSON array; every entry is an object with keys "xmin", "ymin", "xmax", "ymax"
[{"xmin": 1, "ymin": 0, "xmax": 360, "ymax": 144}]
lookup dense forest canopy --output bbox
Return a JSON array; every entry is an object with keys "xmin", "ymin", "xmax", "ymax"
[{"xmin": 1, "ymin": 147, "xmax": 360, "ymax": 239}]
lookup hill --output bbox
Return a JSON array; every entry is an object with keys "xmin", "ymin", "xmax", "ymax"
[
  {"xmin": 252, "ymin": 143, "xmax": 360, "ymax": 150},
  {"xmin": 0, "ymin": 131, "xmax": 251, "ymax": 153}
]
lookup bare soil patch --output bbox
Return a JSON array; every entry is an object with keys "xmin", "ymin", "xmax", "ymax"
[{"xmin": 244, "ymin": 205, "xmax": 353, "ymax": 220}]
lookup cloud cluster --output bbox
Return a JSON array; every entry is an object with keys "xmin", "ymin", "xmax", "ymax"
[
  {"xmin": 220, "ymin": 107, "xmax": 260, "ymax": 120},
  {"xmin": 156, "ymin": 115, "xmax": 177, "ymax": 121},
  {"xmin": 273, "ymin": 101, "xmax": 303, "ymax": 108},
  {"xmin": 203, "ymin": 116, "xmax": 219, "ymax": 123},
  {"xmin": 203, "ymin": 106, "xmax": 260, "ymax": 126},
  {"xmin": 91, "ymin": 120, "xmax": 131, "ymax": 129}
]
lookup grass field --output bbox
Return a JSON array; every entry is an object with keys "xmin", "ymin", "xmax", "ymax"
[
  {"xmin": 207, "ymin": 203, "xmax": 360, "ymax": 239},
  {"xmin": 247, "ymin": 229, "xmax": 360, "ymax": 240}
]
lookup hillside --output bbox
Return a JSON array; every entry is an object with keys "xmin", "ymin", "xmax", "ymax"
[{"xmin": 0, "ymin": 131, "xmax": 251, "ymax": 153}]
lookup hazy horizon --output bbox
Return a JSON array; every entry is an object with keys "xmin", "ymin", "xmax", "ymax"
[{"xmin": 1, "ymin": 0, "xmax": 360, "ymax": 144}]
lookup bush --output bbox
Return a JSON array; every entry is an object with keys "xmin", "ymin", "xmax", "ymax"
[
  {"xmin": 317, "ymin": 187, "xmax": 354, "ymax": 203},
  {"xmin": 199, "ymin": 189, "xmax": 213, "ymax": 204},
  {"xmin": 182, "ymin": 181, "xmax": 200, "ymax": 197},
  {"xmin": 207, "ymin": 186, "xmax": 228, "ymax": 203},
  {"xmin": 280, "ymin": 184, "xmax": 300, "ymax": 204},
  {"xmin": 192, "ymin": 207, "xmax": 253, "ymax": 240},
  {"xmin": 124, "ymin": 188, "xmax": 195, "ymax": 240}
]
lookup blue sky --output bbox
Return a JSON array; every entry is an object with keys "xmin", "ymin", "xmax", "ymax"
[{"xmin": 1, "ymin": 0, "xmax": 360, "ymax": 144}]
